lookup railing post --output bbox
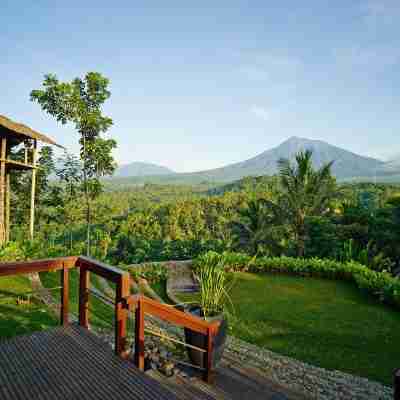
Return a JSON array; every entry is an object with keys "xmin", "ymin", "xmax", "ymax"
[
  {"xmin": 115, "ymin": 272, "xmax": 130, "ymax": 357},
  {"xmin": 395, "ymin": 369, "xmax": 400, "ymax": 400},
  {"xmin": 204, "ymin": 326, "xmax": 214, "ymax": 383},
  {"xmin": 79, "ymin": 266, "xmax": 90, "ymax": 328},
  {"xmin": 60, "ymin": 265, "xmax": 69, "ymax": 326},
  {"xmin": 134, "ymin": 296, "xmax": 145, "ymax": 371}
]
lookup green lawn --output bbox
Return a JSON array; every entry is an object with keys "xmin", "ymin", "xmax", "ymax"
[
  {"xmin": 177, "ymin": 272, "xmax": 400, "ymax": 385},
  {"xmin": 0, "ymin": 275, "xmax": 57, "ymax": 338},
  {"xmin": 0, "ymin": 269, "xmax": 118, "ymax": 339},
  {"xmin": 150, "ymin": 280, "xmax": 170, "ymax": 303},
  {"xmin": 40, "ymin": 270, "xmax": 115, "ymax": 329}
]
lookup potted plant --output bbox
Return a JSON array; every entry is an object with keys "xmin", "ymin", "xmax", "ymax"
[{"xmin": 184, "ymin": 252, "xmax": 233, "ymax": 369}]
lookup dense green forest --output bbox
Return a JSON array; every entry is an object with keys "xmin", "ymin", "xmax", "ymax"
[
  {"xmin": 2, "ymin": 72, "xmax": 399, "ymax": 279},
  {"xmin": 3, "ymin": 144, "xmax": 400, "ymax": 278}
]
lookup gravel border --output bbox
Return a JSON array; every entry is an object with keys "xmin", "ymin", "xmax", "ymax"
[
  {"xmin": 225, "ymin": 335, "xmax": 393, "ymax": 400},
  {"xmin": 165, "ymin": 262, "xmax": 394, "ymax": 400}
]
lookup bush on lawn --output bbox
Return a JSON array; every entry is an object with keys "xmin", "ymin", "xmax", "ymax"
[{"xmin": 127, "ymin": 262, "xmax": 168, "ymax": 283}]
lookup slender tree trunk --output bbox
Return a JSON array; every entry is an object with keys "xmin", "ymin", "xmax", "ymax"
[
  {"xmin": 296, "ymin": 219, "xmax": 306, "ymax": 257},
  {"xmin": 82, "ymin": 134, "xmax": 91, "ymax": 256}
]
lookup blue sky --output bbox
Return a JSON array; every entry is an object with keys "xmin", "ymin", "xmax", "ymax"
[{"xmin": 1, "ymin": 0, "xmax": 399, "ymax": 172}]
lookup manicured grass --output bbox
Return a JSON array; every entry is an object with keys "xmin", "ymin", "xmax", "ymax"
[
  {"xmin": 0, "ymin": 275, "xmax": 57, "ymax": 338},
  {"xmin": 150, "ymin": 280, "xmax": 170, "ymax": 303},
  {"xmin": 177, "ymin": 272, "xmax": 400, "ymax": 385},
  {"xmin": 40, "ymin": 270, "xmax": 114, "ymax": 329}
]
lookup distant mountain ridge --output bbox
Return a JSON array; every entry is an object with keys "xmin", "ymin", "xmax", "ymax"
[
  {"xmin": 115, "ymin": 162, "xmax": 174, "ymax": 177},
  {"xmin": 384, "ymin": 156, "xmax": 400, "ymax": 171},
  {"xmin": 111, "ymin": 137, "xmax": 399, "ymax": 185},
  {"xmin": 176, "ymin": 136, "xmax": 385, "ymax": 181}
]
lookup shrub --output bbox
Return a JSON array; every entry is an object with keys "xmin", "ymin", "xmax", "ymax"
[
  {"xmin": 194, "ymin": 252, "xmax": 227, "ymax": 317},
  {"xmin": 194, "ymin": 251, "xmax": 400, "ymax": 310},
  {"xmin": 127, "ymin": 262, "xmax": 168, "ymax": 283}
]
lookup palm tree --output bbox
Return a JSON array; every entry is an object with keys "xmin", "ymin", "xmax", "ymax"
[
  {"xmin": 231, "ymin": 198, "xmax": 285, "ymax": 255},
  {"xmin": 278, "ymin": 150, "xmax": 336, "ymax": 257}
]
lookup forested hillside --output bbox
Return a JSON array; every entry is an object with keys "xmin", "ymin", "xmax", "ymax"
[{"xmin": 4, "ymin": 143, "xmax": 400, "ymax": 276}]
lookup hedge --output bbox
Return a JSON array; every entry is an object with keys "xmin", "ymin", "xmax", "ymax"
[{"xmin": 194, "ymin": 252, "xmax": 400, "ymax": 310}]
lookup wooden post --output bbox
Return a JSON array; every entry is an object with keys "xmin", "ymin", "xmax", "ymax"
[
  {"xmin": 29, "ymin": 139, "xmax": 37, "ymax": 240},
  {"xmin": 5, "ymin": 172, "xmax": 10, "ymax": 243},
  {"xmin": 78, "ymin": 267, "xmax": 90, "ymax": 328},
  {"xmin": 204, "ymin": 326, "xmax": 214, "ymax": 383},
  {"xmin": 24, "ymin": 143, "xmax": 28, "ymax": 165},
  {"xmin": 115, "ymin": 272, "xmax": 130, "ymax": 357},
  {"xmin": 134, "ymin": 296, "xmax": 145, "ymax": 370},
  {"xmin": 395, "ymin": 369, "xmax": 400, "ymax": 400},
  {"xmin": 0, "ymin": 137, "xmax": 6, "ymax": 245},
  {"xmin": 60, "ymin": 266, "xmax": 69, "ymax": 326}
]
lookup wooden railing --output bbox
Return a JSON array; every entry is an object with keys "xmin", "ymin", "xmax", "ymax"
[
  {"xmin": 0, "ymin": 256, "xmax": 130, "ymax": 357},
  {"xmin": 0, "ymin": 256, "xmax": 220, "ymax": 383},
  {"xmin": 123, "ymin": 294, "xmax": 220, "ymax": 383}
]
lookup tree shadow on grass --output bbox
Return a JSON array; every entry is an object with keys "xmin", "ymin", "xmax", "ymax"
[{"xmin": 0, "ymin": 302, "xmax": 57, "ymax": 339}]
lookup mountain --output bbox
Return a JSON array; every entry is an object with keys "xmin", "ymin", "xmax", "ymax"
[
  {"xmin": 176, "ymin": 136, "xmax": 385, "ymax": 182},
  {"xmin": 109, "ymin": 137, "xmax": 396, "ymax": 186},
  {"xmin": 115, "ymin": 162, "xmax": 174, "ymax": 177},
  {"xmin": 384, "ymin": 156, "xmax": 400, "ymax": 171}
]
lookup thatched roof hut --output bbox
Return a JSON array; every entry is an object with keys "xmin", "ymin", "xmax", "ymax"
[
  {"xmin": 0, "ymin": 114, "xmax": 62, "ymax": 149},
  {"xmin": 0, "ymin": 115, "xmax": 62, "ymax": 243}
]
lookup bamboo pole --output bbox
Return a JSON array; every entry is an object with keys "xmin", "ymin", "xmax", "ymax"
[
  {"xmin": 29, "ymin": 139, "xmax": 37, "ymax": 240},
  {"xmin": 5, "ymin": 172, "xmax": 10, "ymax": 243},
  {"xmin": 0, "ymin": 137, "xmax": 6, "ymax": 245}
]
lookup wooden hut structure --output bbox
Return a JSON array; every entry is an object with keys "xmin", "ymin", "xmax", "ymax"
[{"xmin": 0, "ymin": 115, "xmax": 62, "ymax": 244}]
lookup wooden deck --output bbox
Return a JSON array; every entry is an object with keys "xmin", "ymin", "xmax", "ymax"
[
  {"xmin": 0, "ymin": 324, "xmax": 177, "ymax": 400},
  {"xmin": 147, "ymin": 353, "xmax": 305, "ymax": 400},
  {"xmin": 0, "ymin": 257, "xmax": 310, "ymax": 400}
]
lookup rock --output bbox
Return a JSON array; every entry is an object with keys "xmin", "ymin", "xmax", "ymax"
[
  {"xmin": 159, "ymin": 361, "xmax": 175, "ymax": 377},
  {"xmin": 150, "ymin": 362, "xmax": 158, "ymax": 370},
  {"xmin": 160, "ymin": 349, "xmax": 168, "ymax": 359},
  {"xmin": 149, "ymin": 353, "xmax": 160, "ymax": 364}
]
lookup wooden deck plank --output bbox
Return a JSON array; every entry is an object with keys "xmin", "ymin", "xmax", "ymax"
[
  {"xmin": 0, "ymin": 325, "xmax": 177, "ymax": 400},
  {"xmin": 146, "ymin": 356, "xmax": 305, "ymax": 400}
]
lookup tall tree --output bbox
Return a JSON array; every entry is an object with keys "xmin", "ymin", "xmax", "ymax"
[
  {"xmin": 56, "ymin": 152, "xmax": 82, "ymax": 201},
  {"xmin": 31, "ymin": 72, "xmax": 117, "ymax": 255},
  {"xmin": 231, "ymin": 198, "xmax": 286, "ymax": 256},
  {"xmin": 278, "ymin": 150, "xmax": 337, "ymax": 257}
]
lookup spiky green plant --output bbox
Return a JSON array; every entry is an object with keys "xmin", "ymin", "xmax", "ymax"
[{"xmin": 194, "ymin": 252, "xmax": 234, "ymax": 319}]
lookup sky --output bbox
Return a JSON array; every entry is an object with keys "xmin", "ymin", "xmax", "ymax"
[{"xmin": 1, "ymin": 0, "xmax": 400, "ymax": 172}]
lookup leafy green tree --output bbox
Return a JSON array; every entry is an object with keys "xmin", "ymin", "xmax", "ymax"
[
  {"xmin": 278, "ymin": 150, "xmax": 337, "ymax": 257},
  {"xmin": 231, "ymin": 198, "xmax": 285, "ymax": 255},
  {"xmin": 31, "ymin": 72, "xmax": 116, "ymax": 255},
  {"xmin": 56, "ymin": 152, "xmax": 82, "ymax": 201}
]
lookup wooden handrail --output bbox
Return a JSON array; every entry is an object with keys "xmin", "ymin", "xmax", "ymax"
[
  {"xmin": 0, "ymin": 257, "xmax": 220, "ymax": 382},
  {"xmin": 125, "ymin": 295, "xmax": 219, "ymax": 335},
  {"xmin": 0, "ymin": 256, "xmax": 130, "ymax": 358},
  {"xmin": 0, "ymin": 256, "xmax": 78, "ymax": 276},
  {"xmin": 75, "ymin": 257, "xmax": 130, "ymax": 357},
  {"xmin": 76, "ymin": 256, "xmax": 130, "ymax": 285},
  {"xmin": 124, "ymin": 294, "xmax": 220, "ymax": 383}
]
